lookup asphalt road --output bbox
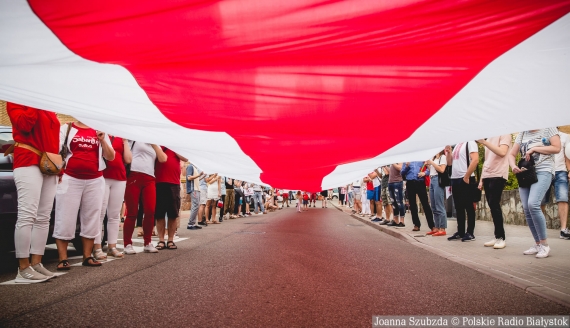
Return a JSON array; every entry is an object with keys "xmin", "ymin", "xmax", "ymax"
[{"xmin": 0, "ymin": 206, "xmax": 568, "ymax": 327}]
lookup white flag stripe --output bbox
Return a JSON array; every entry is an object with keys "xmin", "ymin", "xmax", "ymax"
[
  {"xmin": 0, "ymin": 0, "xmax": 263, "ymax": 184},
  {"xmin": 323, "ymin": 13, "xmax": 570, "ymax": 188}
]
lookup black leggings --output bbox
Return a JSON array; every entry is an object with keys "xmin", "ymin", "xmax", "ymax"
[{"xmin": 483, "ymin": 177, "xmax": 506, "ymax": 240}]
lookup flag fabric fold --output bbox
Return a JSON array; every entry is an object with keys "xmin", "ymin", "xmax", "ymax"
[{"xmin": 1, "ymin": 0, "xmax": 569, "ymax": 189}]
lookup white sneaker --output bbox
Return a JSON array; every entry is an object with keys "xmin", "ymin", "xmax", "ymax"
[
  {"xmin": 484, "ymin": 238, "xmax": 498, "ymax": 247},
  {"xmin": 144, "ymin": 243, "xmax": 159, "ymax": 253},
  {"xmin": 124, "ymin": 244, "xmax": 136, "ymax": 255},
  {"xmin": 31, "ymin": 263, "xmax": 55, "ymax": 278},
  {"xmin": 535, "ymin": 244, "xmax": 550, "ymax": 258},
  {"xmin": 493, "ymin": 238, "xmax": 506, "ymax": 249},
  {"xmin": 523, "ymin": 244, "xmax": 540, "ymax": 255},
  {"xmin": 370, "ymin": 215, "xmax": 377, "ymax": 220},
  {"xmin": 15, "ymin": 266, "xmax": 49, "ymax": 283}
]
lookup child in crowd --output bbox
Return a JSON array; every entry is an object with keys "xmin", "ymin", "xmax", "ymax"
[
  {"xmin": 296, "ymin": 191, "xmax": 302, "ymax": 212},
  {"xmin": 303, "ymin": 191, "xmax": 309, "ymax": 211}
]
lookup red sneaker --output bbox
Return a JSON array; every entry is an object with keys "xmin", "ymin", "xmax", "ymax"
[{"xmin": 433, "ymin": 231, "xmax": 447, "ymax": 236}]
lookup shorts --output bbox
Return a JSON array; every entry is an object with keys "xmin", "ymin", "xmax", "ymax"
[
  {"xmin": 366, "ymin": 190, "xmax": 374, "ymax": 200},
  {"xmin": 303, "ymin": 199, "xmax": 309, "ymax": 205},
  {"xmin": 373, "ymin": 186, "xmax": 381, "ymax": 202},
  {"xmin": 353, "ymin": 189, "xmax": 361, "ymax": 201},
  {"xmin": 543, "ymin": 171, "xmax": 569, "ymax": 204},
  {"xmin": 381, "ymin": 187, "xmax": 392, "ymax": 205},
  {"xmin": 155, "ymin": 183, "xmax": 181, "ymax": 219},
  {"xmin": 200, "ymin": 188, "xmax": 207, "ymax": 205}
]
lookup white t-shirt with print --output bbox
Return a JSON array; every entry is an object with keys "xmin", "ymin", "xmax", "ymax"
[
  {"xmin": 514, "ymin": 128, "xmax": 558, "ymax": 174},
  {"xmin": 430, "ymin": 154, "xmax": 446, "ymax": 177},
  {"xmin": 554, "ymin": 132, "xmax": 568, "ymax": 172},
  {"xmin": 451, "ymin": 141, "xmax": 477, "ymax": 179}
]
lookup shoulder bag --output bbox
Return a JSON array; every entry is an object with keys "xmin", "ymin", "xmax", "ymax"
[
  {"xmin": 465, "ymin": 142, "xmax": 482, "ymax": 202},
  {"xmin": 437, "ymin": 155, "xmax": 451, "ymax": 187}
]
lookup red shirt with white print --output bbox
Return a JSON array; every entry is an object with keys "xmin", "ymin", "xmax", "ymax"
[
  {"xmin": 155, "ymin": 147, "xmax": 181, "ymax": 184},
  {"xmin": 65, "ymin": 124, "xmax": 102, "ymax": 180},
  {"xmin": 103, "ymin": 136, "xmax": 126, "ymax": 181}
]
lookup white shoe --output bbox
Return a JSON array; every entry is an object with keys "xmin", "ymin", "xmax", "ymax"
[
  {"xmin": 484, "ymin": 238, "xmax": 498, "ymax": 247},
  {"xmin": 523, "ymin": 244, "xmax": 540, "ymax": 255},
  {"xmin": 535, "ymin": 244, "xmax": 550, "ymax": 258},
  {"xmin": 493, "ymin": 238, "xmax": 506, "ymax": 249},
  {"xmin": 370, "ymin": 215, "xmax": 377, "ymax": 220},
  {"xmin": 15, "ymin": 266, "xmax": 49, "ymax": 283},
  {"xmin": 144, "ymin": 243, "xmax": 159, "ymax": 253},
  {"xmin": 124, "ymin": 244, "xmax": 136, "ymax": 255},
  {"xmin": 31, "ymin": 263, "xmax": 55, "ymax": 278}
]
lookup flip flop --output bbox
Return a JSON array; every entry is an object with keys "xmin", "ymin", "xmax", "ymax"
[
  {"xmin": 57, "ymin": 259, "xmax": 71, "ymax": 271},
  {"xmin": 166, "ymin": 241, "xmax": 177, "ymax": 250},
  {"xmin": 82, "ymin": 257, "xmax": 102, "ymax": 267}
]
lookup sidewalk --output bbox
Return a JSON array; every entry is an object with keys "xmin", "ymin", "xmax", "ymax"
[{"xmin": 330, "ymin": 201, "xmax": 570, "ymax": 308}]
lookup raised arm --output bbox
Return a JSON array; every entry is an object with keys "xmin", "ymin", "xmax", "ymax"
[
  {"xmin": 98, "ymin": 132, "xmax": 115, "ymax": 161},
  {"xmin": 6, "ymin": 103, "xmax": 38, "ymax": 133},
  {"xmin": 122, "ymin": 139, "xmax": 132, "ymax": 164},
  {"xmin": 152, "ymin": 144, "xmax": 168, "ymax": 163}
]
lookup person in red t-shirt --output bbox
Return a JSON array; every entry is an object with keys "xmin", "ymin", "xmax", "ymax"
[
  {"xmin": 53, "ymin": 122, "xmax": 115, "ymax": 269},
  {"xmin": 154, "ymin": 147, "xmax": 187, "ymax": 250},
  {"xmin": 310, "ymin": 192, "xmax": 317, "ymax": 207},
  {"xmin": 92, "ymin": 136, "xmax": 132, "ymax": 260},
  {"xmin": 7, "ymin": 102, "xmax": 60, "ymax": 283}
]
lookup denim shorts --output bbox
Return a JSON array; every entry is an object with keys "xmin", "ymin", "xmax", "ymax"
[{"xmin": 542, "ymin": 171, "xmax": 569, "ymax": 204}]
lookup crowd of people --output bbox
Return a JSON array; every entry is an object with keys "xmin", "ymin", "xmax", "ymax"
[
  {"xmin": 6, "ymin": 101, "xmax": 570, "ymax": 285},
  {"xmin": 331, "ymin": 128, "xmax": 569, "ymax": 259}
]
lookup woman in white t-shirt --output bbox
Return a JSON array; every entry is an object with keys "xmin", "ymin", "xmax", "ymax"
[
  {"xmin": 123, "ymin": 143, "xmax": 167, "ymax": 255},
  {"xmin": 205, "ymin": 174, "xmax": 221, "ymax": 224},
  {"xmin": 425, "ymin": 149, "xmax": 448, "ymax": 236},
  {"xmin": 509, "ymin": 128, "xmax": 560, "ymax": 258}
]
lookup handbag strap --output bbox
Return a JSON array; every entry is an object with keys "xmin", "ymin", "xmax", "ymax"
[
  {"xmin": 465, "ymin": 142, "xmax": 480, "ymax": 181},
  {"xmin": 14, "ymin": 142, "xmax": 42, "ymax": 156}
]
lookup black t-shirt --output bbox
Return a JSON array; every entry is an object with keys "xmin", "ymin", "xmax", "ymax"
[
  {"xmin": 321, "ymin": 190, "xmax": 328, "ymax": 197},
  {"xmin": 225, "ymin": 177, "xmax": 234, "ymax": 190}
]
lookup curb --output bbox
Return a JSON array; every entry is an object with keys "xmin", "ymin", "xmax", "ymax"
[{"xmin": 329, "ymin": 201, "xmax": 570, "ymax": 308}]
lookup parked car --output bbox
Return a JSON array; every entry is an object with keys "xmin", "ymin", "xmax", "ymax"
[{"xmin": 0, "ymin": 126, "xmax": 83, "ymax": 252}]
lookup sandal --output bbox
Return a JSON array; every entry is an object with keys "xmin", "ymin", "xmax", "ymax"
[
  {"xmin": 107, "ymin": 247, "xmax": 124, "ymax": 259},
  {"xmin": 93, "ymin": 248, "xmax": 107, "ymax": 261},
  {"xmin": 57, "ymin": 259, "xmax": 71, "ymax": 271},
  {"xmin": 166, "ymin": 241, "xmax": 177, "ymax": 250},
  {"xmin": 155, "ymin": 241, "xmax": 166, "ymax": 250},
  {"xmin": 82, "ymin": 257, "xmax": 102, "ymax": 267},
  {"xmin": 137, "ymin": 231, "xmax": 143, "ymax": 237}
]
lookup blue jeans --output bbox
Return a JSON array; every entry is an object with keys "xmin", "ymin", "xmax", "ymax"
[
  {"xmin": 348, "ymin": 191, "xmax": 354, "ymax": 207},
  {"xmin": 429, "ymin": 176, "xmax": 446, "ymax": 228},
  {"xmin": 519, "ymin": 171, "xmax": 552, "ymax": 242},
  {"xmin": 253, "ymin": 191, "xmax": 265, "ymax": 213},
  {"xmin": 388, "ymin": 181, "xmax": 405, "ymax": 218},
  {"xmin": 187, "ymin": 190, "xmax": 200, "ymax": 226},
  {"xmin": 542, "ymin": 171, "xmax": 569, "ymax": 204}
]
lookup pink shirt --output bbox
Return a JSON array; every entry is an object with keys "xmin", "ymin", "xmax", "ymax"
[{"xmin": 481, "ymin": 135, "xmax": 511, "ymax": 180}]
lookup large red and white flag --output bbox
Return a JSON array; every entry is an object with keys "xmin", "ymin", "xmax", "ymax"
[{"xmin": 1, "ymin": 1, "xmax": 569, "ymax": 190}]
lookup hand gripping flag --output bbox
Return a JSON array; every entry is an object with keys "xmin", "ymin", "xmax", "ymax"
[{"xmin": 1, "ymin": 1, "xmax": 569, "ymax": 190}]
